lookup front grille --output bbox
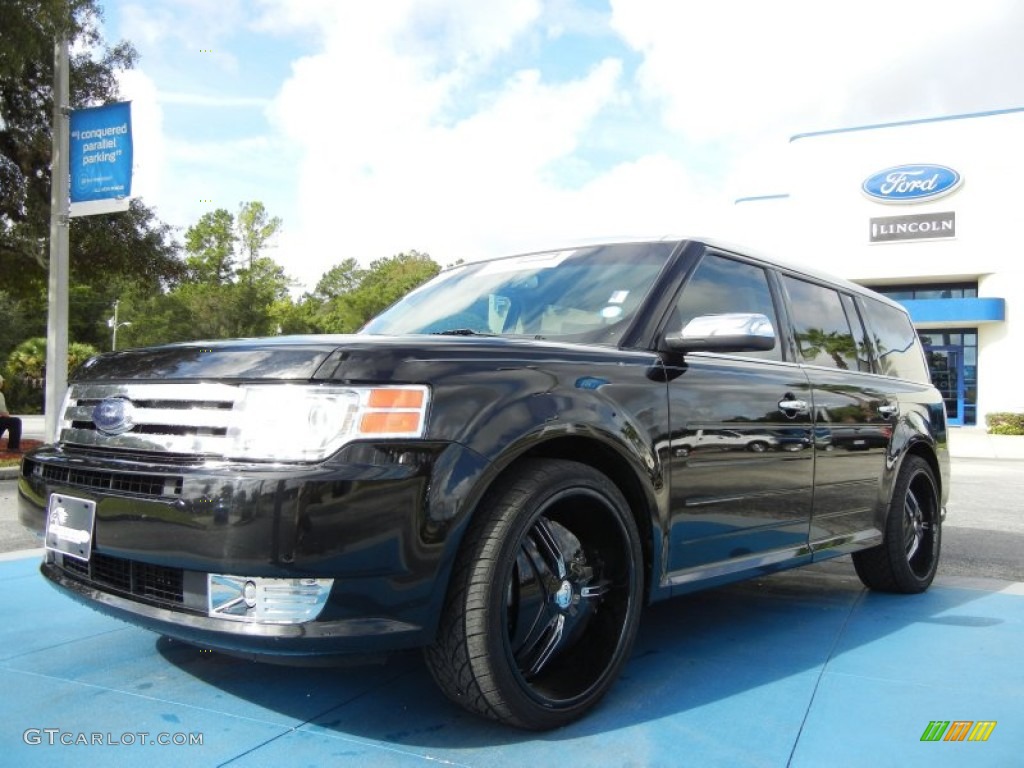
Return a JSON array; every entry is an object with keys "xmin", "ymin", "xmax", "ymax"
[
  {"xmin": 70, "ymin": 420, "xmax": 228, "ymax": 438},
  {"xmin": 40, "ymin": 464, "xmax": 182, "ymax": 497},
  {"xmin": 61, "ymin": 552, "xmax": 184, "ymax": 605},
  {"xmin": 58, "ymin": 382, "xmax": 242, "ymax": 456}
]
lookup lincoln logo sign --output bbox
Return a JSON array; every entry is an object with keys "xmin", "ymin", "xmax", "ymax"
[
  {"xmin": 862, "ymin": 164, "xmax": 961, "ymax": 203},
  {"xmin": 870, "ymin": 211, "xmax": 956, "ymax": 243}
]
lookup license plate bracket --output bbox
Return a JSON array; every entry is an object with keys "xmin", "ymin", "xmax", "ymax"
[{"xmin": 45, "ymin": 494, "xmax": 96, "ymax": 561}]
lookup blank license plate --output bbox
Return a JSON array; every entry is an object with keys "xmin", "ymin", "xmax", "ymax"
[{"xmin": 45, "ymin": 494, "xmax": 96, "ymax": 561}]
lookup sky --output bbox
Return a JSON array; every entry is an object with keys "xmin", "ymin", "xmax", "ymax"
[{"xmin": 100, "ymin": 0, "xmax": 1024, "ymax": 291}]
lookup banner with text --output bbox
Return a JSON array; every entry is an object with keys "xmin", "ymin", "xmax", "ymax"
[{"xmin": 69, "ymin": 101, "xmax": 133, "ymax": 217}]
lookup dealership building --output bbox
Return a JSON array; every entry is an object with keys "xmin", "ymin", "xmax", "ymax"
[{"xmin": 732, "ymin": 107, "xmax": 1023, "ymax": 427}]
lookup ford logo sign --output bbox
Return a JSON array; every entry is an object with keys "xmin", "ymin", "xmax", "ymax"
[
  {"xmin": 92, "ymin": 397, "xmax": 135, "ymax": 435},
  {"xmin": 862, "ymin": 164, "xmax": 962, "ymax": 204}
]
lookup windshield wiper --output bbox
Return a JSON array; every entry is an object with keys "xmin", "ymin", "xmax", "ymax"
[{"xmin": 430, "ymin": 328, "xmax": 494, "ymax": 336}]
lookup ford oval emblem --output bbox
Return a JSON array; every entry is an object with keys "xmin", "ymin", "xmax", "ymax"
[
  {"xmin": 862, "ymin": 164, "xmax": 962, "ymax": 204},
  {"xmin": 92, "ymin": 397, "xmax": 135, "ymax": 435}
]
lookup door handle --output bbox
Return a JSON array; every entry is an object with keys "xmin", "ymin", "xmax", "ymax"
[
  {"xmin": 778, "ymin": 396, "xmax": 810, "ymax": 417},
  {"xmin": 878, "ymin": 402, "xmax": 899, "ymax": 419}
]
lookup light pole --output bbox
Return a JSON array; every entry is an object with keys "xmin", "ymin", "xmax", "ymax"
[{"xmin": 108, "ymin": 300, "xmax": 132, "ymax": 351}]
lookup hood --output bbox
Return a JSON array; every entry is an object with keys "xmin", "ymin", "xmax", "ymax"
[{"xmin": 72, "ymin": 334, "xmax": 645, "ymax": 384}]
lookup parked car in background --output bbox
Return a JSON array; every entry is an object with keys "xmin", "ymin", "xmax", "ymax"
[
  {"xmin": 18, "ymin": 237, "xmax": 949, "ymax": 730},
  {"xmin": 671, "ymin": 428, "xmax": 778, "ymax": 456}
]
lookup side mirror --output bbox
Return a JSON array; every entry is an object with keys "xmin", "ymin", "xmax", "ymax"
[{"xmin": 665, "ymin": 312, "xmax": 776, "ymax": 353}]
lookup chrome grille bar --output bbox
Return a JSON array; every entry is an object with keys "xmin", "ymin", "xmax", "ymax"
[{"xmin": 59, "ymin": 383, "xmax": 242, "ymax": 456}]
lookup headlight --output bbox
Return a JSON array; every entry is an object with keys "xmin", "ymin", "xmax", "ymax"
[{"xmin": 227, "ymin": 384, "xmax": 429, "ymax": 462}]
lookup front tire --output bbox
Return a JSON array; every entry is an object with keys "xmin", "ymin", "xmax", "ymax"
[
  {"xmin": 852, "ymin": 455, "xmax": 941, "ymax": 593},
  {"xmin": 424, "ymin": 459, "xmax": 643, "ymax": 730}
]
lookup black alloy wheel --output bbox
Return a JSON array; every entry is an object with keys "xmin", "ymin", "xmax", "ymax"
[
  {"xmin": 424, "ymin": 459, "xmax": 643, "ymax": 730},
  {"xmin": 853, "ymin": 455, "xmax": 941, "ymax": 593}
]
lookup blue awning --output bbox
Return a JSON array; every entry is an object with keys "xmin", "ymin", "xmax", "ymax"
[{"xmin": 899, "ymin": 297, "xmax": 1005, "ymax": 325}]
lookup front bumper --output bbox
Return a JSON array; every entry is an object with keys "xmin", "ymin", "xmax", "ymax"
[
  {"xmin": 40, "ymin": 557, "xmax": 421, "ymax": 658},
  {"xmin": 18, "ymin": 440, "xmax": 488, "ymax": 658}
]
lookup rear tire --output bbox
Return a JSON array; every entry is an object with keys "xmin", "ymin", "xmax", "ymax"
[
  {"xmin": 424, "ymin": 459, "xmax": 643, "ymax": 730},
  {"xmin": 852, "ymin": 455, "xmax": 941, "ymax": 593}
]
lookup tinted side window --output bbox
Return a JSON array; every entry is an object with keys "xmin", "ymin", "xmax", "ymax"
[
  {"xmin": 782, "ymin": 276, "xmax": 858, "ymax": 370},
  {"xmin": 859, "ymin": 295, "xmax": 930, "ymax": 383},
  {"xmin": 672, "ymin": 253, "xmax": 781, "ymax": 360},
  {"xmin": 839, "ymin": 293, "xmax": 873, "ymax": 373}
]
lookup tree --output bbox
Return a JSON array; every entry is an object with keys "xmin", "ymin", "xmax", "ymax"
[
  {"xmin": 311, "ymin": 258, "xmax": 363, "ymax": 302},
  {"xmin": 232, "ymin": 255, "xmax": 291, "ymax": 337},
  {"xmin": 350, "ymin": 250, "xmax": 441, "ymax": 321},
  {"xmin": 185, "ymin": 209, "xmax": 237, "ymax": 284},
  {"xmin": 797, "ymin": 328, "xmax": 858, "ymax": 370},
  {"xmin": 236, "ymin": 201, "xmax": 282, "ymax": 271},
  {"xmin": 0, "ymin": 290, "xmax": 46, "ymax": 369},
  {"xmin": 109, "ymin": 287, "xmax": 194, "ymax": 349},
  {"xmin": 301, "ymin": 258, "xmax": 365, "ymax": 332},
  {"xmin": 233, "ymin": 202, "xmax": 285, "ymax": 336},
  {"xmin": 2, "ymin": 336, "xmax": 99, "ymax": 412},
  {"xmin": 139, "ymin": 201, "xmax": 292, "ymax": 341},
  {"xmin": 1, "ymin": 1, "xmax": 181, "ymax": 300},
  {"xmin": 308, "ymin": 251, "xmax": 441, "ymax": 333}
]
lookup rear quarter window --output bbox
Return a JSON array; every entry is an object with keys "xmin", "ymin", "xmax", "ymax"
[
  {"xmin": 781, "ymin": 275, "xmax": 859, "ymax": 371},
  {"xmin": 858, "ymin": 296, "xmax": 930, "ymax": 383}
]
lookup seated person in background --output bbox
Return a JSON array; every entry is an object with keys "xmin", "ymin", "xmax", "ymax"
[{"xmin": 0, "ymin": 374, "xmax": 22, "ymax": 452}]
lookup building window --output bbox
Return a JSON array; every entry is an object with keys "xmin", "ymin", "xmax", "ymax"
[
  {"xmin": 873, "ymin": 282, "xmax": 978, "ymax": 300},
  {"xmin": 918, "ymin": 328, "xmax": 978, "ymax": 426}
]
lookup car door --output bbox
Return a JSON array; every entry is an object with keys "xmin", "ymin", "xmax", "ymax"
[
  {"xmin": 779, "ymin": 275, "xmax": 895, "ymax": 553},
  {"xmin": 661, "ymin": 250, "xmax": 815, "ymax": 589}
]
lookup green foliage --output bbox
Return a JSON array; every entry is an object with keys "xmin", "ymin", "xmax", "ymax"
[
  {"xmin": 2, "ymin": 336, "xmax": 99, "ymax": 412},
  {"xmin": 185, "ymin": 209, "xmax": 237, "ymax": 284},
  {"xmin": 307, "ymin": 251, "xmax": 441, "ymax": 333},
  {"xmin": 71, "ymin": 201, "xmax": 184, "ymax": 291},
  {"xmin": 0, "ymin": 2, "xmax": 442, "ymax": 369},
  {"xmin": 111, "ymin": 201, "xmax": 292, "ymax": 343},
  {"xmin": 312, "ymin": 258, "xmax": 362, "ymax": 301},
  {"xmin": 268, "ymin": 298, "xmax": 318, "ymax": 336},
  {"xmin": 0, "ymin": 290, "xmax": 46, "ymax": 370},
  {"xmin": 6, "ymin": 338, "xmax": 48, "ymax": 384},
  {"xmin": 985, "ymin": 412, "xmax": 1024, "ymax": 436},
  {"xmin": 232, "ymin": 256, "xmax": 292, "ymax": 337},
  {"xmin": 0, "ymin": 0, "xmax": 182, "ymax": 385},
  {"xmin": 0, "ymin": 0, "xmax": 182, "ymax": 302},
  {"xmin": 355, "ymin": 250, "xmax": 441, "ymax": 319},
  {"xmin": 108, "ymin": 285, "xmax": 202, "ymax": 348},
  {"xmin": 236, "ymin": 201, "xmax": 282, "ymax": 268},
  {"xmin": 796, "ymin": 328, "xmax": 859, "ymax": 370}
]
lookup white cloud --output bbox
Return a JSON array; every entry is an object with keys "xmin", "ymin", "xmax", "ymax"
[
  {"xmin": 263, "ymin": 1, "xmax": 724, "ymax": 288},
  {"xmin": 120, "ymin": 0, "xmax": 248, "ymax": 45},
  {"xmin": 117, "ymin": 69, "xmax": 164, "ymax": 207},
  {"xmin": 157, "ymin": 93, "xmax": 271, "ymax": 108},
  {"xmin": 111, "ymin": 0, "xmax": 1024, "ymax": 292},
  {"xmin": 609, "ymin": 1, "xmax": 1024, "ymax": 177},
  {"xmin": 601, "ymin": 0, "xmax": 1024, "ymax": 223},
  {"xmin": 272, "ymin": 55, "xmax": 635, "ymax": 285},
  {"xmin": 612, "ymin": 0, "xmax": 1022, "ymax": 137},
  {"xmin": 255, "ymin": 0, "xmax": 541, "ymax": 64}
]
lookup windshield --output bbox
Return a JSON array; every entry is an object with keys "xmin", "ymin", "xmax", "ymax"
[{"xmin": 362, "ymin": 242, "xmax": 674, "ymax": 345}]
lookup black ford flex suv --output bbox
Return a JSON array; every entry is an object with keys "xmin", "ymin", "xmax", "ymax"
[{"xmin": 19, "ymin": 238, "xmax": 948, "ymax": 730}]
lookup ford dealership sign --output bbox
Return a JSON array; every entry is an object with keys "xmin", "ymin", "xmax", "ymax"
[{"xmin": 862, "ymin": 164, "xmax": 962, "ymax": 204}]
